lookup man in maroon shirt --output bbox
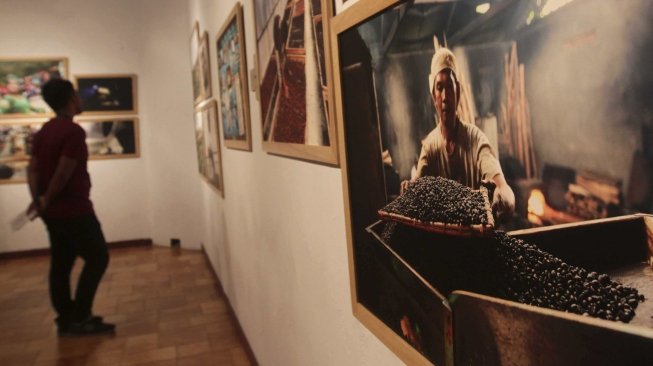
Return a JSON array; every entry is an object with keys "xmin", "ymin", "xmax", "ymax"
[{"xmin": 27, "ymin": 79, "xmax": 115, "ymax": 336}]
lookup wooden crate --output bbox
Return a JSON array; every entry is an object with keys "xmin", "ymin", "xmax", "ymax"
[
  {"xmin": 368, "ymin": 215, "xmax": 653, "ymax": 365},
  {"xmin": 453, "ymin": 214, "xmax": 653, "ymax": 365}
]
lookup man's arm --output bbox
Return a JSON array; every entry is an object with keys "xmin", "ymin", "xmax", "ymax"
[
  {"xmin": 27, "ymin": 156, "xmax": 41, "ymax": 215},
  {"xmin": 476, "ymin": 135, "xmax": 515, "ymax": 221},
  {"xmin": 39, "ymin": 156, "xmax": 78, "ymax": 211}
]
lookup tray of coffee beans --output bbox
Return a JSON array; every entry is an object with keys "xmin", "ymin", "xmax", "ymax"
[{"xmin": 378, "ymin": 176, "xmax": 494, "ymax": 237}]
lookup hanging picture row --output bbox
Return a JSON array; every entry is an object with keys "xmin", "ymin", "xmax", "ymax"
[{"xmin": 0, "ymin": 118, "xmax": 140, "ymax": 184}]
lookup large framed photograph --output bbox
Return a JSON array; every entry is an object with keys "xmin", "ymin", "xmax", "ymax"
[
  {"xmin": 253, "ymin": 0, "xmax": 338, "ymax": 164},
  {"xmin": 332, "ymin": 0, "xmax": 653, "ymax": 364},
  {"xmin": 0, "ymin": 58, "xmax": 68, "ymax": 119},
  {"xmin": 77, "ymin": 118, "xmax": 140, "ymax": 159},
  {"xmin": 216, "ymin": 3, "xmax": 252, "ymax": 151},
  {"xmin": 193, "ymin": 100, "xmax": 224, "ymax": 196},
  {"xmin": 0, "ymin": 122, "xmax": 41, "ymax": 184},
  {"xmin": 74, "ymin": 74, "xmax": 137, "ymax": 115}
]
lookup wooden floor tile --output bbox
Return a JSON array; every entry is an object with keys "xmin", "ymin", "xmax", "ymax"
[{"xmin": 0, "ymin": 246, "xmax": 257, "ymax": 366}]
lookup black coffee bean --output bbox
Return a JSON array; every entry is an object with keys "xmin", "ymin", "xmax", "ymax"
[{"xmin": 492, "ymin": 231, "xmax": 645, "ymax": 324}]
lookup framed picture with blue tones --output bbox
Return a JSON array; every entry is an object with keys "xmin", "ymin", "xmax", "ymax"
[
  {"xmin": 74, "ymin": 74, "xmax": 137, "ymax": 115},
  {"xmin": 216, "ymin": 3, "xmax": 252, "ymax": 151}
]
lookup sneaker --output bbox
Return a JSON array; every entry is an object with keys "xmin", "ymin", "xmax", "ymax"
[
  {"xmin": 56, "ymin": 315, "xmax": 104, "ymax": 335},
  {"xmin": 58, "ymin": 317, "xmax": 115, "ymax": 337}
]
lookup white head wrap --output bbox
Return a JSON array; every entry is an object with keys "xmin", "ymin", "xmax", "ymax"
[{"xmin": 428, "ymin": 47, "xmax": 458, "ymax": 93}]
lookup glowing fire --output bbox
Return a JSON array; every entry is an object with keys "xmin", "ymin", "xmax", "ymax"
[
  {"xmin": 527, "ymin": 189, "xmax": 546, "ymax": 225},
  {"xmin": 528, "ymin": 189, "xmax": 545, "ymax": 216}
]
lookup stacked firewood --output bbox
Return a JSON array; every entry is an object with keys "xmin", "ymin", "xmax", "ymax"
[
  {"xmin": 500, "ymin": 42, "xmax": 537, "ymax": 179},
  {"xmin": 565, "ymin": 171, "xmax": 622, "ymax": 220}
]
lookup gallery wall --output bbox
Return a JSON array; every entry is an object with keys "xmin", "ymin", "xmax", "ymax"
[
  {"xmin": 1, "ymin": 0, "xmax": 403, "ymax": 364},
  {"xmin": 188, "ymin": 0, "xmax": 401, "ymax": 365},
  {"xmin": 0, "ymin": 0, "xmax": 204, "ymax": 252}
]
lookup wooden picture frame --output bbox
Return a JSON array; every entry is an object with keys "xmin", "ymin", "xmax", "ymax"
[
  {"xmin": 194, "ymin": 100, "xmax": 224, "ymax": 196},
  {"xmin": 332, "ymin": 2, "xmax": 434, "ymax": 364},
  {"xmin": 76, "ymin": 117, "xmax": 140, "ymax": 159},
  {"xmin": 74, "ymin": 74, "xmax": 138, "ymax": 115},
  {"xmin": 332, "ymin": 0, "xmax": 653, "ymax": 365},
  {"xmin": 190, "ymin": 21, "xmax": 203, "ymax": 105},
  {"xmin": 333, "ymin": 0, "xmax": 358, "ymax": 15},
  {"xmin": 252, "ymin": 0, "xmax": 338, "ymax": 165},
  {"xmin": 216, "ymin": 3, "xmax": 252, "ymax": 151},
  {"xmin": 0, "ymin": 57, "xmax": 68, "ymax": 119},
  {"xmin": 0, "ymin": 121, "xmax": 42, "ymax": 184},
  {"xmin": 0, "ymin": 117, "xmax": 139, "ymax": 184},
  {"xmin": 198, "ymin": 32, "xmax": 213, "ymax": 104}
]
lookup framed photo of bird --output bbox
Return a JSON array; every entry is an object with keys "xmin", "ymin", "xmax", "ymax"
[{"xmin": 74, "ymin": 74, "xmax": 137, "ymax": 115}]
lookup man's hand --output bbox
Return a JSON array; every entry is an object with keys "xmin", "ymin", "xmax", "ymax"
[
  {"xmin": 39, "ymin": 195, "xmax": 49, "ymax": 213},
  {"xmin": 26, "ymin": 200, "xmax": 41, "ymax": 220},
  {"xmin": 491, "ymin": 176, "xmax": 515, "ymax": 222},
  {"xmin": 400, "ymin": 180, "xmax": 412, "ymax": 195}
]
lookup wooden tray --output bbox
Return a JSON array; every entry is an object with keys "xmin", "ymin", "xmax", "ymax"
[{"xmin": 378, "ymin": 186, "xmax": 495, "ymax": 237}]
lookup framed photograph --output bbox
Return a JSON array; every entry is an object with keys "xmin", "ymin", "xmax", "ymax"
[
  {"xmin": 0, "ymin": 118, "xmax": 139, "ymax": 184},
  {"xmin": 77, "ymin": 118, "xmax": 140, "ymax": 159},
  {"xmin": 198, "ymin": 31, "xmax": 213, "ymax": 104},
  {"xmin": 74, "ymin": 74, "xmax": 137, "ymax": 114},
  {"xmin": 332, "ymin": 0, "xmax": 653, "ymax": 364},
  {"xmin": 0, "ymin": 122, "xmax": 41, "ymax": 184},
  {"xmin": 216, "ymin": 3, "xmax": 252, "ymax": 151},
  {"xmin": 190, "ymin": 21, "xmax": 203, "ymax": 104},
  {"xmin": 193, "ymin": 100, "xmax": 224, "ymax": 196},
  {"xmin": 0, "ymin": 58, "xmax": 68, "ymax": 119},
  {"xmin": 253, "ymin": 0, "xmax": 338, "ymax": 164}
]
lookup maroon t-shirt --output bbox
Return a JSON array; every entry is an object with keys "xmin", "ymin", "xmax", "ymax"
[{"xmin": 32, "ymin": 116, "xmax": 94, "ymax": 218}]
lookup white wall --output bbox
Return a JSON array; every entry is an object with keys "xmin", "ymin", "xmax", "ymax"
[
  {"xmin": 136, "ymin": 0, "xmax": 205, "ymax": 249},
  {"xmin": 1, "ymin": 0, "xmax": 403, "ymax": 364},
  {"xmin": 189, "ymin": 1, "xmax": 402, "ymax": 365},
  {"xmin": 0, "ymin": 0, "xmax": 203, "ymax": 251}
]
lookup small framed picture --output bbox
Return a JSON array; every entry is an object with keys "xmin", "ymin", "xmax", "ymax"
[
  {"xmin": 74, "ymin": 74, "xmax": 137, "ymax": 115},
  {"xmin": 194, "ymin": 100, "xmax": 224, "ymax": 196},
  {"xmin": 0, "ymin": 117, "xmax": 140, "ymax": 184},
  {"xmin": 216, "ymin": 3, "xmax": 252, "ymax": 151},
  {"xmin": 198, "ymin": 32, "xmax": 213, "ymax": 104},
  {"xmin": 0, "ymin": 122, "xmax": 42, "ymax": 184},
  {"xmin": 190, "ymin": 21, "xmax": 203, "ymax": 104},
  {"xmin": 76, "ymin": 117, "xmax": 140, "ymax": 159},
  {"xmin": 0, "ymin": 57, "xmax": 68, "ymax": 119}
]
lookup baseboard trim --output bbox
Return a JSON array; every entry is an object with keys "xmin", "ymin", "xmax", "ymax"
[
  {"xmin": 0, "ymin": 239, "xmax": 153, "ymax": 260},
  {"xmin": 201, "ymin": 246, "xmax": 259, "ymax": 366}
]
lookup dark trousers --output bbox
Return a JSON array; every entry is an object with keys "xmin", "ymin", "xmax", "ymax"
[{"xmin": 43, "ymin": 213, "xmax": 109, "ymax": 323}]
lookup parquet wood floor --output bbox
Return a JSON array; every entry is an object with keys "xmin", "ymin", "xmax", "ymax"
[{"xmin": 0, "ymin": 246, "xmax": 256, "ymax": 366}]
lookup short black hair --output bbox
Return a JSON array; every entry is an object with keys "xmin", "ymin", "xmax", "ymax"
[{"xmin": 42, "ymin": 79, "xmax": 74, "ymax": 112}]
